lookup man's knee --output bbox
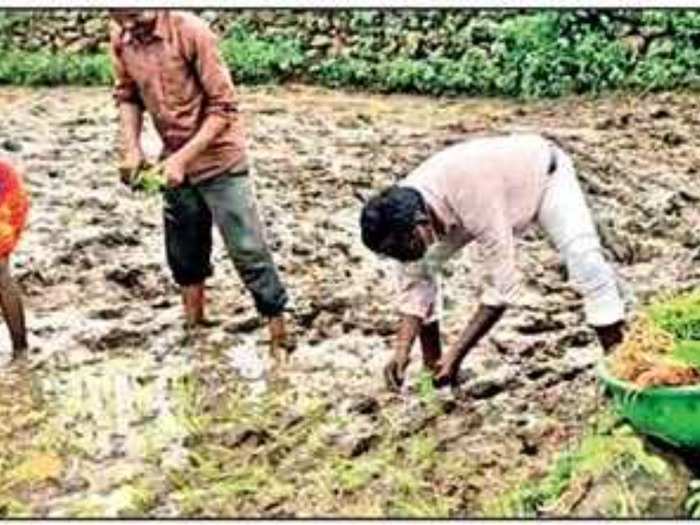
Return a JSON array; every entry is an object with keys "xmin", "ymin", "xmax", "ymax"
[
  {"xmin": 165, "ymin": 231, "xmax": 213, "ymax": 287},
  {"xmin": 565, "ymin": 247, "xmax": 614, "ymax": 291},
  {"xmin": 213, "ymin": 203, "xmax": 271, "ymax": 269},
  {"xmin": 564, "ymin": 247, "xmax": 625, "ymax": 326}
]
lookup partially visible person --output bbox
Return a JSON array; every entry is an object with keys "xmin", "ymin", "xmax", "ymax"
[
  {"xmin": 360, "ymin": 134, "xmax": 627, "ymax": 391},
  {"xmin": 108, "ymin": 10, "xmax": 291, "ymax": 362},
  {"xmin": 0, "ymin": 158, "xmax": 29, "ymax": 362}
]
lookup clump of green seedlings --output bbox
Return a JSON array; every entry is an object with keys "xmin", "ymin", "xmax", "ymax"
[
  {"xmin": 649, "ymin": 291, "xmax": 700, "ymax": 370},
  {"xmin": 648, "ymin": 292, "xmax": 700, "ymax": 341},
  {"xmin": 130, "ymin": 165, "xmax": 166, "ymax": 196},
  {"xmin": 160, "ymin": 370, "xmax": 471, "ymax": 517}
]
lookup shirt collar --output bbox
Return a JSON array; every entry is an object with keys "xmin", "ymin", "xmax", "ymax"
[
  {"xmin": 403, "ymin": 182, "xmax": 456, "ymax": 239},
  {"xmin": 120, "ymin": 11, "xmax": 168, "ymax": 46},
  {"xmin": 152, "ymin": 11, "xmax": 169, "ymax": 41}
]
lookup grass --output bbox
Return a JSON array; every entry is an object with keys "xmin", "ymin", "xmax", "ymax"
[
  {"xmin": 0, "ymin": 49, "xmax": 112, "ymax": 86},
  {"xmin": 0, "ymin": 498, "xmax": 31, "ymax": 518},
  {"xmin": 331, "ymin": 457, "xmax": 384, "ymax": 493},
  {"xmin": 481, "ymin": 412, "xmax": 671, "ymax": 518},
  {"xmin": 669, "ymin": 340, "xmax": 700, "ymax": 370},
  {"xmin": 158, "ymin": 367, "xmax": 470, "ymax": 517},
  {"xmin": 129, "ymin": 165, "xmax": 166, "ymax": 196},
  {"xmin": 648, "ymin": 291, "xmax": 700, "ymax": 342},
  {"xmin": 647, "ymin": 292, "xmax": 700, "ymax": 372}
]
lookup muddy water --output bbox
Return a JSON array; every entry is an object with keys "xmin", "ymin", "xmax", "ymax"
[{"xmin": 1, "ymin": 86, "xmax": 700, "ymax": 516}]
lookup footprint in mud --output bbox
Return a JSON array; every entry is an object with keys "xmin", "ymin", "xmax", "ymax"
[{"xmin": 225, "ymin": 345, "xmax": 270, "ymax": 396}]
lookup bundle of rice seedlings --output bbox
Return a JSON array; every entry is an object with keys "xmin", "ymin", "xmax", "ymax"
[
  {"xmin": 131, "ymin": 165, "xmax": 166, "ymax": 195},
  {"xmin": 609, "ymin": 314, "xmax": 700, "ymax": 388}
]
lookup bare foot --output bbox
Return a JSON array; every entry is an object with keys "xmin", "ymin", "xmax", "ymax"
[
  {"xmin": 384, "ymin": 356, "xmax": 409, "ymax": 392},
  {"xmin": 269, "ymin": 315, "xmax": 292, "ymax": 367}
]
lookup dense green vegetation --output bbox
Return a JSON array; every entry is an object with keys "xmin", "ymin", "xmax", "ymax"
[
  {"xmin": 2, "ymin": 10, "xmax": 700, "ymax": 98},
  {"xmin": 648, "ymin": 292, "xmax": 700, "ymax": 342},
  {"xmin": 647, "ymin": 292, "xmax": 700, "ymax": 369}
]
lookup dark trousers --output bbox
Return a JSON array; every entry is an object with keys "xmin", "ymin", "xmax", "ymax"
[{"xmin": 163, "ymin": 171, "xmax": 288, "ymax": 317}]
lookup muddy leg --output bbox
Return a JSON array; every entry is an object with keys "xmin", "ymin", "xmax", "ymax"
[
  {"xmin": 0, "ymin": 257, "xmax": 28, "ymax": 360},
  {"xmin": 200, "ymin": 173, "xmax": 290, "ymax": 365},
  {"xmin": 419, "ymin": 321, "xmax": 441, "ymax": 374},
  {"xmin": 182, "ymin": 283, "xmax": 206, "ymax": 328},
  {"xmin": 268, "ymin": 315, "xmax": 289, "ymax": 367},
  {"xmin": 163, "ymin": 185, "xmax": 214, "ymax": 330},
  {"xmin": 594, "ymin": 320, "xmax": 626, "ymax": 354}
]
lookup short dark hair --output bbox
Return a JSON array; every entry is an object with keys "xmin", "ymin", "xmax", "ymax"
[{"xmin": 360, "ymin": 186, "xmax": 426, "ymax": 254}]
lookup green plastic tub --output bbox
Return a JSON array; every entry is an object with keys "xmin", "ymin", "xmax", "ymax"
[{"xmin": 597, "ymin": 360, "xmax": 700, "ymax": 449}]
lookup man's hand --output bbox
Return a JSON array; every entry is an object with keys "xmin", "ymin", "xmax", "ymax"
[
  {"xmin": 432, "ymin": 304, "xmax": 506, "ymax": 389},
  {"xmin": 119, "ymin": 148, "xmax": 146, "ymax": 186},
  {"xmin": 384, "ymin": 315, "xmax": 422, "ymax": 392},
  {"xmin": 163, "ymin": 155, "xmax": 187, "ymax": 188},
  {"xmin": 433, "ymin": 357, "xmax": 458, "ymax": 388}
]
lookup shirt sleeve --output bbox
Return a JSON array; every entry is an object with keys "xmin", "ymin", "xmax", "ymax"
[
  {"xmin": 108, "ymin": 23, "xmax": 143, "ymax": 108},
  {"xmin": 183, "ymin": 17, "xmax": 239, "ymax": 119},
  {"xmin": 474, "ymin": 211, "xmax": 520, "ymax": 308},
  {"xmin": 395, "ymin": 260, "xmax": 442, "ymax": 324}
]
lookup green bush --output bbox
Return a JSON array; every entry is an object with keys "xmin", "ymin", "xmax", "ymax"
[
  {"xmin": 2, "ymin": 10, "xmax": 700, "ymax": 98},
  {"xmin": 219, "ymin": 22, "xmax": 305, "ymax": 84},
  {"xmin": 0, "ymin": 50, "xmax": 112, "ymax": 86}
]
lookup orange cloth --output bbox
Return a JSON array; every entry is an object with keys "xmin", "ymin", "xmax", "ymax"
[{"xmin": 0, "ymin": 159, "xmax": 29, "ymax": 258}]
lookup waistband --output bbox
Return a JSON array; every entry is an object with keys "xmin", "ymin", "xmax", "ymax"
[{"xmin": 547, "ymin": 144, "xmax": 558, "ymax": 175}]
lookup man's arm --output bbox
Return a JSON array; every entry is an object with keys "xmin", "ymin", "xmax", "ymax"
[
  {"xmin": 117, "ymin": 103, "xmax": 145, "ymax": 181},
  {"xmin": 385, "ymin": 259, "xmax": 443, "ymax": 391},
  {"xmin": 0, "ymin": 258, "xmax": 27, "ymax": 360},
  {"xmin": 165, "ymin": 17, "xmax": 238, "ymax": 183},
  {"xmin": 109, "ymin": 26, "xmax": 146, "ymax": 182},
  {"xmin": 435, "ymin": 304, "xmax": 505, "ymax": 386},
  {"xmin": 384, "ymin": 314, "xmax": 421, "ymax": 391},
  {"xmin": 435, "ymin": 215, "xmax": 516, "ymax": 386}
]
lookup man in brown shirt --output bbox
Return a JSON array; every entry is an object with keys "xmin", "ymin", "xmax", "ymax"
[{"xmin": 109, "ymin": 10, "xmax": 290, "ymax": 361}]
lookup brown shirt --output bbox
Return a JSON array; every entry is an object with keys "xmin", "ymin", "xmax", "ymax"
[{"xmin": 110, "ymin": 11, "xmax": 247, "ymax": 183}]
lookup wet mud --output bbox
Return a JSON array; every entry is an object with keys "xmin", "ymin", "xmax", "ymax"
[{"xmin": 0, "ymin": 86, "xmax": 699, "ymax": 517}]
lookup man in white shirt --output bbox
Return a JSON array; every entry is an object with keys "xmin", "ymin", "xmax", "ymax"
[{"xmin": 360, "ymin": 134, "xmax": 627, "ymax": 391}]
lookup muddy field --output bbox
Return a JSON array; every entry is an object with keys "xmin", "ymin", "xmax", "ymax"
[{"xmin": 0, "ymin": 86, "xmax": 699, "ymax": 517}]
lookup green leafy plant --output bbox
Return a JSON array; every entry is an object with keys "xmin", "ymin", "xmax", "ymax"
[
  {"xmin": 4, "ymin": 11, "xmax": 700, "ymax": 97},
  {"xmin": 131, "ymin": 165, "xmax": 166, "ymax": 196},
  {"xmin": 220, "ymin": 22, "xmax": 305, "ymax": 84},
  {"xmin": 416, "ymin": 369, "xmax": 437, "ymax": 405}
]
